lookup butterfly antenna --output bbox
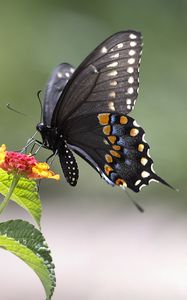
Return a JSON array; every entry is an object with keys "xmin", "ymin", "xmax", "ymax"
[
  {"xmin": 6, "ymin": 103, "xmax": 27, "ymax": 116},
  {"xmin": 37, "ymin": 90, "xmax": 43, "ymax": 122},
  {"xmin": 125, "ymin": 189, "xmax": 144, "ymax": 213}
]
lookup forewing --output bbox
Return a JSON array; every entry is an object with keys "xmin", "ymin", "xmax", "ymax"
[
  {"xmin": 64, "ymin": 113, "xmax": 172, "ymax": 192},
  {"xmin": 52, "ymin": 31, "xmax": 143, "ymax": 127},
  {"xmin": 43, "ymin": 63, "xmax": 75, "ymax": 126}
]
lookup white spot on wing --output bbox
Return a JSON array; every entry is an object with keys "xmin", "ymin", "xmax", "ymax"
[
  {"xmin": 91, "ymin": 65, "xmax": 98, "ymax": 73},
  {"xmin": 103, "ymin": 139, "xmax": 109, "ymax": 145},
  {"xmin": 108, "ymin": 101, "xmax": 115, "ymax": 111},
  {"xmin": 130, "ymin": 41, "xmax": 137, "ymax": 47},
  {"xmin": 117, "ymin": 43, "xmax": 123, "ymax": 48},
  {"xmin": 129, "ymin": 49, "xmax": 136, "ymax": 56},
  {"xmin": 57, "ymin": 72, "xmax": 63, "ymax": 78},
  {"xmin": 127, "ymin": 104, "xmax": 131, "ymax": 110},
  {"xmin": 108, "ymin": 70, "xmax": 118, "ymax": 76},
  {"xmin": 128, "ymin": 58, "xmax": 135, "ymax": 64},
  {"xmin": 127, "ymin": 67, "xmax": 134, "ymax": 74},
  {"xmin": 141, "ymin": 171, "xmax": 150, "ymax": 178},
  {"xmin": 101, "ymin": 46, "xmax": 108, "ymax": 53},
  {"xmin": 110, "ymin": 53, "xmax": 119, "ymax": 59},
  {"xmin": 141, "ymin": 157, "xmax": 148, "ymax": 166},
  {"xmin": 70, "ymin": 67, "xmax": 74, "ymax": 73},
  {"xmin": 107, "ymin": 61, "xmax": 118, "ymax": 68},
  {"xmin": 109, "ymin": 91, "xmax": 116, "ymax": 98},
  {"xmin": 126, "ymin": 99, "xmax": 131, "ymax": 105},
  {"xmin": 127, "ymin": 87, "xmax": 134, "ymax": 94},
  {"xmin": 128, "ymin": 76, "xmax": 134, "ymax": 84},
  {"xmin": 110, "ymin": 80, "xmax": 117, "ymax": 86},
  {"xmin": 65, "ymin": 72, "xmax": 70, "ymax": 78},
  {"xmin": 129, "ymin": 33, "xmax": 137, "ymax": 39},
  {"xmin": 135, "ymin": 179, "xmax": 141, "ymax": 186}
]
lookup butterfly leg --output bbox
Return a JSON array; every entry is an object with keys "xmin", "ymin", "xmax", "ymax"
[{"xmin": 46, "ymin": 150, "xmax": 58, "ymax": 165}]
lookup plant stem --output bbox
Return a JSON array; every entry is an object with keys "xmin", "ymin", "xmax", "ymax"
[{"xmin": 0, "ymin": 175, "xmax": 20, "ymax": 215}]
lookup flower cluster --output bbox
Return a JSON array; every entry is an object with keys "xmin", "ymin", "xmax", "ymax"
[{"xmin": 0, "ymin": 144, "xmax": 60, "ymax": 180}]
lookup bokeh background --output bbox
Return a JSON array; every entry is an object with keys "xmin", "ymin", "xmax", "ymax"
[{"xmin": 0, "ymin": 0, "xmax": 187, "ymax": 299}]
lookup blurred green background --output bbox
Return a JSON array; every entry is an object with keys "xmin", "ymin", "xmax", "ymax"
[
  {"xmin": 0, "ymin": 0, "xmax": 186, "ymax": 202},
  {"xmin": 0, "ymin": 1, "xmax": 187, "ymax": 299}
]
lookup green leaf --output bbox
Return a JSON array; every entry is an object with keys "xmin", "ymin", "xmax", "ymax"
[
  {"xmin": 0, "ymin": 169, "xmax": 41, "ymax": 227},
  {"xmin": 0, "ymin": 220, "xmax": 56, "ymax": 300}
]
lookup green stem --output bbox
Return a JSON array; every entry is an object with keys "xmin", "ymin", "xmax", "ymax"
[{"xmin": 0, "ymin": 175, "xmax": 20, "ymax": 215}]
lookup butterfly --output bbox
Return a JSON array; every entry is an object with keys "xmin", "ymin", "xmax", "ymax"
[{"xmin": 36, "ymin": 30, "xmax": 173, "ymax": 192}]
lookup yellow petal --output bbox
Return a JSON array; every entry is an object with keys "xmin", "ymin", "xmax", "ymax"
[
  {"xmin": 0, "ymin": 144, "xmax": 6, "ymax": 164},
  {"xmin": 0, "ymin": 144, "xmax": 6, "ymax": 152},
  {"xmin": 32, "ymin": 162, "xmax": 60, "ymax": 180}
]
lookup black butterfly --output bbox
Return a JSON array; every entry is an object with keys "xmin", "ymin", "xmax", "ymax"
[{"xmin": 37, "ymin": 30, "xmax": 173, "ymax": 192}]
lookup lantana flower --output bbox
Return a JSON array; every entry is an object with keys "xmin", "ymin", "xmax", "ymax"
[
  {"xmin": 0, "ymin": 144, "xmax": 60, "ymax": 215},
  {"xmin": 0, "ymin": 144, "xmax": 60, "ymax": 180}
]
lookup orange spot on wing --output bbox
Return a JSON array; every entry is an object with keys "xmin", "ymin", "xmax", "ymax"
[
  {"xmin": 130, "ymin": 128, "xmax": 139, "ymax": 137},
  {"xmin": 108, "ymin": 135, "xmax": 117, "ymax": 144},
  {"xmin": 112, "ymin": 145, "xmax": 121, "ymax": 151},
  {"xmin": 115, "ymin": 178, "xmax": 127, "ymax": 187},
  {"xmin": 110, "ymin": 150, "xmax": 121, "ymax": 158},
  {"xmin": 104, "ymin": 164, "xmax": 113, "ymax": 176},
  {"xmin": 105, "ymin": 154, "xmax": 113, "ymax": 163},
  {"xmin": 103, "ymin": 125, "xmax": 111, "ymax": 135},
  {"xmin": 120, "ymin": 116, "xmax": 128, "ymax": 124},
  {"xmin": 138, "ymin": 143, "xmax": 144, "ymax": 152},
  {"xmin": 98, "ymin": 113, "xmax": 110, "ymax": 125}
]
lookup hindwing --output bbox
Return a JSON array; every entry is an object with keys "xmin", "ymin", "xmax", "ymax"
[{"xmin": 63, "ymin": 113, "xmax": 172, "ymax": 192}]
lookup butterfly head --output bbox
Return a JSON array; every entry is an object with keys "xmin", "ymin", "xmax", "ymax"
[
  {"xmin": 36, "ymin": 122, "xmax": 60, "ymax": 151},
  {"xmin": 36, "ymin": 122, "xmax": 48, "ymax": 145}
]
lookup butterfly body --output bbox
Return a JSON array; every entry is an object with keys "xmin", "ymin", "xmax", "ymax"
[{"xmin": 37, "ymin": 30, "xmax": 173, "ymax": 192}]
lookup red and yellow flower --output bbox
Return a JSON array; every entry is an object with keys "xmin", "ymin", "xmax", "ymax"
[{"xmin": 0, "ymin": 144, "xmax": 60, "ymax": 180}]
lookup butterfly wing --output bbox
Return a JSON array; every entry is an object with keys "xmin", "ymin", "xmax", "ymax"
[
  {"xmin": 63, "ymin": 113, "xmax": 173, "ymax": 192},
  {"xmin": 43, "ymin": 63, "xmax": 75, "ymax": 126},
  {"xmin": 37, "ymin": 31, "xmax": 172, "ymax": 191},
  {"xmin": 51, "ymin": 30, "xmax": 142, "ymax": 126}
]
